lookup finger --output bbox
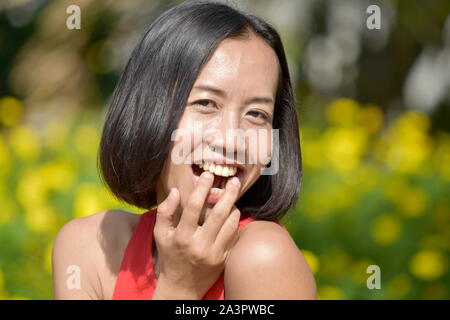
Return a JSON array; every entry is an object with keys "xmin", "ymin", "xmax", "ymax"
[
  {"xmin": 154, "ymin": 187, "xmax": 180, "ymax": 237},
  {"xmin": 177, "ymin": 171, "xmax": 214, "ymax": 234},
  {"xmin": 213, "ymin": 206, "xmax": 241, "ymax": 254},
  {"xmin": 200, "ymin": 176, "xmax": 240, "ymax": 244}
]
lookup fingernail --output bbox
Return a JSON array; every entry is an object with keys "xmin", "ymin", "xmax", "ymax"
[
  {"xmin": 231, "ymin": 177, "xmax": 240, "ymax": 186},
  {"xmin": 202, "ymin": 171, "xmax": 213, "ymax": 179}
]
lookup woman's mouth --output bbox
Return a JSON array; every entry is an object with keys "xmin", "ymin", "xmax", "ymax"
[{"xmin": 191, "ymin": 161, "xmax": 243, "ymax": 204}]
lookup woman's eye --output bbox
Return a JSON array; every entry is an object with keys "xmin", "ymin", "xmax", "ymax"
[
  {"xmin": 194, "ymin": 100, "xmax": 216, "ymax": 109},
  {"xmin": 248, "ymin": 110, "xmax": 270, "ymax": 122}
]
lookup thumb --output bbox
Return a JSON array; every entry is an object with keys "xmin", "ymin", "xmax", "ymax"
[{"xmin": 154, "ymin": 187, "xmax": 180, "ymax": 233}]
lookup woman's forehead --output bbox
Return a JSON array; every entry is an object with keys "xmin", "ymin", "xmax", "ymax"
[{"xmin": 193, "ymin": 35, "xmax": 280, "ymax": 98}]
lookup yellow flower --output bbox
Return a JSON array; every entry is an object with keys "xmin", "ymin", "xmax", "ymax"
[
  {"xmin": 301, "ymin": 249, "xmax": 320, "ymax": 275},
  {"xmin": 16, "ymin": 168, "xmax": 47, "ymax": 209},
  {"xmin": 326, "ymin": 98, "xmax": 360, "ymax": 127},
  {"xmin": 16, "ymin": 159, "xmax": 77, "ymax": 212},
  {"xmin": 73, "ymin": 182, "xmax": 122, "ymax": 218},
  {"xmin": 0, "ymin": 135, "xmax": 12, "ymax": 176},
  {"xmin": 318, "ymin": 285, "xmax": 344, "ymax": 300},
  {"xmin": 383, "ymin": 178, "xmax": 428, "ymax": 218},
  {"xmin": 388, "ymin": 274, "xmax": 412, "ymax": 299},
  {"xmin": 73, "ymin": 124, "xmax": 100, "ymax": 157},
  {"xmin": 302, "ymin": 139, "xmax": 324, "ymax": 169},
  {"xmin": 410, "ymin": 250, "xmax": 447, "ymax": 281},
  {"xmin": 73, "ymin": 183, "xmax": 104, "ymax": 218},
  {"xmin": 24, "ymin": 205, "xmax": 58, "ymax": 233},
  {"xmin": 375, "ymin": 110, "xmax": 433, "ymax": 174},
  {"xmin": 371, "ymin": 214, "xmax": 402, "ymax": 245},
  {"xmin": 0, "ymin": 96, "xmax": 23, "ymax": 126},
  {"xmin": 358, "ymin": 103, "xmax": 384, "ymax": 135},
  {"xmin": 39, "ymin": 159, "xmax": 76, "ymax": 192},
  {"xmin": 322, "ymin": 127, "xmax": 368, "ymax": 173},
  {"xmin": 7, "ymin": 124, "xmax": 41, "ymax": 161},
  {"xmin": 398, "ymin": 110, "xmax": 431, "ymax": 132}
]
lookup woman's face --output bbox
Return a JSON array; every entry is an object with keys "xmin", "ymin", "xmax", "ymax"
[{"xmin": 156, "ymin": 33, "xmax": 280, "ymax": 225}]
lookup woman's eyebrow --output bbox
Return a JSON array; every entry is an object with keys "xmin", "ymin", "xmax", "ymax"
[{"xmin": 192, "ymin": 84, "xmax": 274, "ymax": 105}]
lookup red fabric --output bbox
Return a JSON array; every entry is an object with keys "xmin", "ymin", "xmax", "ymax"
[{"xmin": 112, "ymin": 209, "xmax": 287, "ymax": 300}]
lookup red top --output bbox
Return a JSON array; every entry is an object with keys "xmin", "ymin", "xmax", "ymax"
[{"xmin": 112, "ymin": 209, "xmax": 287, "ymax": 300}]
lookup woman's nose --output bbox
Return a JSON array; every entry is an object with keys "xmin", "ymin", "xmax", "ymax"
[{"xmin": 205, "ymin": 111, "xmax": 246, "ymax": 160}]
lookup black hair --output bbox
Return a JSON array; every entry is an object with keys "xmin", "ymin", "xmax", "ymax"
[{"xmin": 98, "ymin": 0, "xmax": 302, "ymax": 221}]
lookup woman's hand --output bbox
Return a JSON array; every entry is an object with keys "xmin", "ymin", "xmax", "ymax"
[{"xmin": 153, "ymin": 171, "xmax": 242, "ymax": 299}]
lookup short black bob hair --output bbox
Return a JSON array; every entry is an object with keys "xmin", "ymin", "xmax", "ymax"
[{"xmin": 99, "ymin": 0, "xmax": 302, "ymax": 221}]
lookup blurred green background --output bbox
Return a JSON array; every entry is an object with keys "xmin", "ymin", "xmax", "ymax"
[{"xmin": 0, "ymin": 0, "xmax": 449, "ymax": 300}]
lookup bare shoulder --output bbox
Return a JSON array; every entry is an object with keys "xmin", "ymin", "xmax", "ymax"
[
  {"xmin": 52, "ymin": 210, "xmax": 140, "ymax": 299},
  {"xmin": 224, "ymin": 220, "xmax": 317, "ymax": 300}
]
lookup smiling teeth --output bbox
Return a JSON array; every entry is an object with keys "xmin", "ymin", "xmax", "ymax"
[
  {"xmin": 199, "ymin": 162, "xmax": 237, "ymax": 177},
  {"xmin": 210, "ymin": 187, "xmax": 224, "ymax": 195}
]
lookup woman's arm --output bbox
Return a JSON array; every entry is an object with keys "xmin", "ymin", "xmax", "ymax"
[
  {"xmin": 52, "ymin": 212, "xmax": 206, "ymax": 300},
  {"xmin": 52, "ymin": 217, "xmax": 102, "ymax": 299},
  {"xmin": 224, "ymin": 221, "xmax": 317, "ymax": 300}
]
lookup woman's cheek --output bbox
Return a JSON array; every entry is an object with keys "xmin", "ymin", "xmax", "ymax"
[
  {"xmin": 261, "ymin": 128, "xmax": 273, "ymax": 165},
  {"xmin": 248, "ymin": 129, "xmax": 272, "ymax": 166}
]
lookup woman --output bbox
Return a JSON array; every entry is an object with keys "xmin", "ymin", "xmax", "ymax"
[{"xmin": 52, "ymin": 0, "xmax": 316, "ymax": 300}]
